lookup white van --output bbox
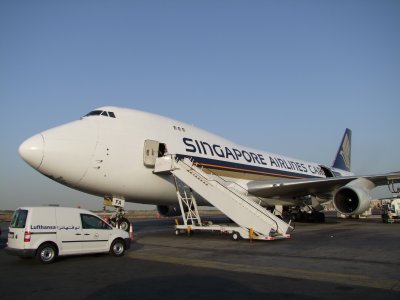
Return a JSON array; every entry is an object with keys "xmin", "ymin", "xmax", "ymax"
[{"xmin": 5, "ymin": 206, "xmax": 131, "ymax": 263}]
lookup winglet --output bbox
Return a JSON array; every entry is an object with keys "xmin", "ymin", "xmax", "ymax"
[{"xmin": 332, "ymin": 128, "xmax": 352, "ymax": 172}]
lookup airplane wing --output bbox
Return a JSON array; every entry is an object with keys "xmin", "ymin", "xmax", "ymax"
[{"xmin": 247, "ymin": 172, "xmax": 400, "ymax": 198}]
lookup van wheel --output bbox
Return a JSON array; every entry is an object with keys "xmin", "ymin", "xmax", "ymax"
[
  {"xmin": 36, "ymin": 243, "xmax": 57, "ymax": 264},
  {"xmin": 117, "ymin": 218, "xmax": 130, "ymax": 232},
  {"xmin": 110, "ymin": 239, "xmax": 125, "ymax": 257}
]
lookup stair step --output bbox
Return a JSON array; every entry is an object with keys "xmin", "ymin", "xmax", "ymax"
[{"xmin": 169, "ymin": 158, "xmax": 292, "ymax": 237}]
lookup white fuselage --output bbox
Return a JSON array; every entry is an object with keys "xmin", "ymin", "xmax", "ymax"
[{"xmin": 19, "ymin": 106, "xmax": 350, "ymax": 206}]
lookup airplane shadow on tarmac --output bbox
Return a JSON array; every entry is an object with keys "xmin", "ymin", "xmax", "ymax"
[{"xmin": 83, "ymin": 274, "xmax": 322, "ymax": 300}]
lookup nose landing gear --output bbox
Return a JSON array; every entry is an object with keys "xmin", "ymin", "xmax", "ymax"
[{"xmin": 103, "ymin": 197, "xmax": 131, "ymax": 232}]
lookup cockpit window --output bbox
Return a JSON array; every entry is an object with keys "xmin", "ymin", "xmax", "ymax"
[
  {"xmin": 85, "ymin": 110, "xmax": 102, "ymax": 117},
  {"xmin": 84, "ymin": 110, "xmax": 117, "ymax": 118}
]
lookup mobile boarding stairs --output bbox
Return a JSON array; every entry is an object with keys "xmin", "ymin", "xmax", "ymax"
[{"xmin": 154, "ymin": 155, "xmax": 293, "ymax": 241}]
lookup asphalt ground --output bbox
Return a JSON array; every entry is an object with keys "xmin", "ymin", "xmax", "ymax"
[{"xmin": 0, "ymin": 215, "xmax": 399, "ymax": 300}]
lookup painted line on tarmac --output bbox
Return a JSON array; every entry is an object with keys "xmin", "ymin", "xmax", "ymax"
[{"xmin": 127, "ymin": 251, "xmax": 400, "ymax": 292}]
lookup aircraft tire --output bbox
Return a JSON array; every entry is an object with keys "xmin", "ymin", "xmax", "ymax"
[
  {"xmin": 382, "ymin": 215, "xmax": 388, "ymax": 223},
  {"xmin": 117, "ymin": 218, "xmax": 130, "ymax": 232},
  {"xmin": 312, "ymin": 212, "xmax": 325, "ymax": 223}
]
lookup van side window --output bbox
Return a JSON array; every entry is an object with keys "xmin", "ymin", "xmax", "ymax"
[
  {"xmin": 80, "ymin": 214, "xmax": 111, "ymax": 230},
  {"xmin": 10, "ymin": 209, "xmax": 28, "ymax": 228}
]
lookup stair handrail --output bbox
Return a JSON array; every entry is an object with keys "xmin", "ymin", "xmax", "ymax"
[
  {"xmin": 173, "ymin": 155, "xmax": 286, "ymax": 233},
  {"xmin": 201, "ymin": 166, "xmax": 265, "ymax": 204},
  {"xmin": 174, "ymin": 154, "xmax": 272, "ymax": 205}
]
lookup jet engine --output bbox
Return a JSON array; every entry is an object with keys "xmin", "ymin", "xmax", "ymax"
[
  {"xmin": 156, "ymin": 205, "xmax": 183, "ymax": 217},
  {"xmin": 333, "ymin": 178, "xmax": 374, "ymax": 215}
]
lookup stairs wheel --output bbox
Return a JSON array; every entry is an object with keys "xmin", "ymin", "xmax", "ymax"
[{"xmin": 232, "ymin": 232, "xmax": 240, "ymax": 241}]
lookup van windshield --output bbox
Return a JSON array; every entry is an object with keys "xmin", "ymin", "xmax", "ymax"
[{"xmin": 10, "ymin": 209, "xmax": 28, "ymax": 228}]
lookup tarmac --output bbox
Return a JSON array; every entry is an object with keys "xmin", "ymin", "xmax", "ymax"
[{"xmin": 0, "ymin": 214, "xmax": 399, "ymax": 299}]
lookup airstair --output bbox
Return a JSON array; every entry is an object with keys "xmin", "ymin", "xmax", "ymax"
[{"xmin": 154, "ymin": 155, "xmax": 293, "ymax": 240}]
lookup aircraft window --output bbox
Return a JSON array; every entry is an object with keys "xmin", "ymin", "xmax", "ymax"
[
  {"xmin": 84, "ymin": 110, "xmax": 117, "ymax": 119},
  {"xmin": 85, "ymin": 110, "xmax": 102, "ymax": 117},
  {"xmin": 173, "ymin": 125, "xmax": 185, "ymax": 132}
]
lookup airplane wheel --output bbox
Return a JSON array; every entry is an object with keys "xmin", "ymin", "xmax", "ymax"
[
  {"xmin": 118, "ymin": 218, "xmax": 130, "ymax": 232},
  {"xmin": 175, "ymin": 229, "xmax": 180, "ymax": 236},
  {"xmin": 282, "ymin": 211, "xmax": 291, "ymax": 222},
  {"xmin": 315, "ymin": 212, "xmax": 325, "ymax": 223}
]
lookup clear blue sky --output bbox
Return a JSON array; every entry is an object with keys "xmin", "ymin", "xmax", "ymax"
[{"xmin": 1, "ymin": 1, "xmax": 399, "ymax": 210}]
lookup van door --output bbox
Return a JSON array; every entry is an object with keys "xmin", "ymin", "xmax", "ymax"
[
  {"xmin": 80, "ymin": 214, "xmax": 112, "ymax": 253},
  {"xmin": 56, "ymin": 208, "xmax": 83, "ymax": 255},
  {"xmin": 8, "ymin": 209, "xmax": 29, "ymax": 250}
]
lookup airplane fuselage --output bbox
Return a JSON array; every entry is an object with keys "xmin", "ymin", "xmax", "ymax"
[{"xmin": 19, "ymin": 106, "xmax": 352, "ymax": 207}]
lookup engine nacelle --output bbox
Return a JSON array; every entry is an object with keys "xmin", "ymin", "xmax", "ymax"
[
  {"xmin": 156, "ymin": 205, "xmax": 183, "ymax": 217},
  {"xmin": 333, "ymin": 178, "xmax": 374, "ymax": 215}
]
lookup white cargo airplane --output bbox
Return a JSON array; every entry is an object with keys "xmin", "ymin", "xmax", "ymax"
[{"xmin": 19, "ymin": 106, "xmax": 400, "ymax": 222}]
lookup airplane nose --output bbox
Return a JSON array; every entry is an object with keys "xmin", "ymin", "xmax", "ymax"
[{"xmin": 19, "ymin": 134, "xmax": 44, "ymax": 169}]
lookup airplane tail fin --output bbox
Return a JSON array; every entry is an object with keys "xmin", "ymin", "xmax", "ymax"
[{"xmin": 332, "ymin": 128, "xmax": 352, "ymax": 172}]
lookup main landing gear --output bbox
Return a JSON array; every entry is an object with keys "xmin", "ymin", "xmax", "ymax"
[{"xmin": 288, "ymin": 207, "xmax": 325, "ymax": 223}]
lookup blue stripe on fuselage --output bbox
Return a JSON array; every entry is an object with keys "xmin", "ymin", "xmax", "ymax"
[{"xmin": 175, "ymin": 154, "xmax": 320, "ymax": 179}]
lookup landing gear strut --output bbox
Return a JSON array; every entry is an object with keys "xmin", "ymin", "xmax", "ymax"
[
  {"xmin": 103, "ymin": 197, "xmax": 131, "ymax": 232},
  {"xmin": 289, "ymin": 207, "xmax": 325, "ymax": 223},
  {"xmin": 109, "ymin": 207, "xmax": 130, "ymax": 232}
]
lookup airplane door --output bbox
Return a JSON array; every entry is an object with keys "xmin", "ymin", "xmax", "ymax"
[{"xmin": 143, "ymin": 140, "xmax": 160, "ymax": 167}]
